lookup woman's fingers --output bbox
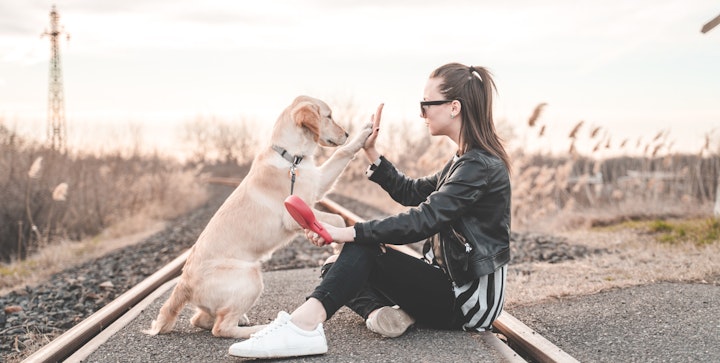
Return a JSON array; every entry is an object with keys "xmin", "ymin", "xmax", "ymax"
[
  {"xmin": 364, "ymin": 103, "xmax": 384, "ymax": 149},
  {"xmin": 303, "ymin": 228, "xmax": 326, "ymax": 246},
  {"xmin": 373, "ymin": 103, "xmax": 384, "ymax": 130}
]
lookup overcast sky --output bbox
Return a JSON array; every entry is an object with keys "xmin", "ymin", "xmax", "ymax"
[{"xmin": 1, "ymin": 0, "xmax": 718, "ymax": 156}]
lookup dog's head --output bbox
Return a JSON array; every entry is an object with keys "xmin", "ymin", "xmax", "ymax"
[{"xmin": 290, "ymin": 96, "xmax": 348, "ymax": 147}]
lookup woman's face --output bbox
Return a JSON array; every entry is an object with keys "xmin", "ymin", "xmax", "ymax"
[{"xmin": 422, "ymin": 77, "xmax": 459, "ymax": 140}]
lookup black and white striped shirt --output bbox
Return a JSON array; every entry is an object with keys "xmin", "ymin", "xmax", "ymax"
[{"xmin": 424, "ymin": 247, "xmax": 507, "ymax": 332}]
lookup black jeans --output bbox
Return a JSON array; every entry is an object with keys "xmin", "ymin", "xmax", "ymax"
[{"xmin": 308, "ymin": 243, "xmax": 464, "ymax": 329}]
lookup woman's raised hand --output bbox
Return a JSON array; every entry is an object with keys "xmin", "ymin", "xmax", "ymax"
[{"xmin": 363, "ymin": 103, "xmax": 384, "ymax": 162}]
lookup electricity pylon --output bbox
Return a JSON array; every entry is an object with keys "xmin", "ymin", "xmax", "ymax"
[{"xmin": 42, "ymin": 5, "xmax": 69, "ymax": 153}]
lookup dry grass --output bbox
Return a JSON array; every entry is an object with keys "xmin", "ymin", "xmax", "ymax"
[
  {"xmin": 0, "ymin": 120, "xmax": 217, "ymax": 263},
  {"xmin": 520, "ymin": 198, "xmax": 714, "ymax": 233},
  {"xmin": 505, "ymin": 225, "xmax": 720, "ymax": 308},
  {"xmin": 0, "ymin": 167, "xmax": 208, "ymax": 294},
  {"xmin": 0, "ymin": 216, "xmax": 167, "ymax": 295}
]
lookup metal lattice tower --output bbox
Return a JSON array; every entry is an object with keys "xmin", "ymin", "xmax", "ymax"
[{"xmin": 42, "ymin": 5, "xmax": 69, "ymax": 153}]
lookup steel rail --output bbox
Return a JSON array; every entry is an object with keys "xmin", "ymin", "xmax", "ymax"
[
  {"xmin": 22, "ymin": 176, "xmax": 578, "ymax": 362},
  {"xmin": 22, "ymin": 250, "xmax": 190, "ymax": 363}
]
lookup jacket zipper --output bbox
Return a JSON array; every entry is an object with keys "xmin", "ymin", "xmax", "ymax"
[
  {"xmin": 442, "ymin": 227, "xmax": 473, "ymax": 288},
  {"xmin": 441, "ymin": 235, "xmax": 459, "ymax": 288},
  {"xmin": 453, "ymin": 228, "xmax": 473, "ymax": 253}
]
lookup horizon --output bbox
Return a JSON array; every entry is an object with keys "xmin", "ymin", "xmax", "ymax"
[{"xmin": 1, "ymin": 0, "xmax": 719, "ymax": 158}]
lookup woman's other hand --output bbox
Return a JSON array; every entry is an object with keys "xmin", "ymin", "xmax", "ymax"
[{"xmin": 303, "ymin": 223, "xmax": 355, "ymax": 246}]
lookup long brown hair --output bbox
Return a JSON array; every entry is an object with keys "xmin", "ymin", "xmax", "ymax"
[{"xmin": 430, "ymin": 63, "xmax": 511, "ymax": 174}]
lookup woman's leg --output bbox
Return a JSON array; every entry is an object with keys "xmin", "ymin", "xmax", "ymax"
[
  {"xmin": 314, "ymin": 244, "xmax": 462, "ymax": 330},
  {"xmin": 360, "ymin": 247, "xmax": 461, "ymax": 329},
  {"xmin": 307, "ymin": 242, "xmax": 380, "ymax": 319}
]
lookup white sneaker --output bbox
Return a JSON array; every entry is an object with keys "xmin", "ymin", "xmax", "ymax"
[
  {"xmin": 228, "ymin": 311, "xmax": 328, "ymax": 358},
  {"xmin": 365, "ymin": 305, "xmax": 415, "ymax": 338}
]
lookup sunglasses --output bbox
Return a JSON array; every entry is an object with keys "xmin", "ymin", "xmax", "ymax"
[{"xmin": 420, "ymin": 100, "xmax": 454, "ymax": 118}]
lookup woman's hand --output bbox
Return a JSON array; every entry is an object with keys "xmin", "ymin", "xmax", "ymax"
[
  {"xmin": 363, "ymin": 103, "xmax": 384, "ymax": 162},
  {"xmin": 304, "ymin": 223, "xmax": 355, "ymax": 246}
]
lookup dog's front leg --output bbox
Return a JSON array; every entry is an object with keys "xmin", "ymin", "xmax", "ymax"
[
  {"xmin": 313, "ymin": 208, "xmax": 346, "ymax": 228},
  {"xmin": 317, "ymin": 124, "xmax": 373, "ymax": 194}
]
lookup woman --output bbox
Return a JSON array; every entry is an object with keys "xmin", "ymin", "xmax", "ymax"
[{"xmin": 229, "ymin": 62, "xmax": 512, "ymax": 359}]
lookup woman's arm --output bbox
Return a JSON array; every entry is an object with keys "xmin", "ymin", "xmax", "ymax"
[
  {"xmin": 307, "ymin": 158, "xmax": 500, "ymax": 246},
  {"xmin": 370, "ymin": 156, "xmax": 447, "ymax": 206},
  {"xmin": 355, "ymin": 157, "xmax": 495, "ymax": 245}
]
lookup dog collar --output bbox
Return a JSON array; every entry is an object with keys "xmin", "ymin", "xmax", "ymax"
[
  {"xmin": 272, "ymin": 145, "xmax": 304, "ymax": 166},
  {"xmin": 272, "ymin": 145, "xmax": 304, "ymax": 195}
]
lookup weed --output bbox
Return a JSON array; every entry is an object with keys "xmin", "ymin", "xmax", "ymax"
[
  {"xmin": 650, "ymin": 220, "xmax": 673, "ymax": 233},
  {"xmin": 642, "ymin": 218, "xmax": 720, "ymax": 246}
]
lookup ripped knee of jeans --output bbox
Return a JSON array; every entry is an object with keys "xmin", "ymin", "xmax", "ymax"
[
  {"xmin": 320, "ymin": 261, "xmax": 334, "ymax": 278},
  {"xmin": 319, "ymin": 254, "xmax": 339, "ymax": 277}
]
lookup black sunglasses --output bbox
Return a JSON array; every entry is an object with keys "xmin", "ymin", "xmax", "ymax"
[{"xmin": 420, "ymin": 100, "xmax": 454, "ymax": 118}]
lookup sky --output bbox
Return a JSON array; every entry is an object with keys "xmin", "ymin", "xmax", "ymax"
[{"xmin": 1, "ymin": 0, "xmax": 719, "ymax": 158}]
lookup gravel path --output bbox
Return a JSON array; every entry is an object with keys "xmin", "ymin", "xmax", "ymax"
[{"xmin": 0, "ymin": 185, "xmax": 604, "ymax": 362}]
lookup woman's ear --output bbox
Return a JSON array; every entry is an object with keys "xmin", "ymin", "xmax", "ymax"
[{"xmin": 451, "ymin": 100, "xmax": 462, "ymax": 117}]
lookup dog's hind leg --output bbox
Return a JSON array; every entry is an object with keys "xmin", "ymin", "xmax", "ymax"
[
  {"xmin": 143, "ymin": 281, "xmax": 191, "ymax": 335},
  {"xmin": 212, "ymin": 308, "xmax": 265, "ymax": 338},
  {"xmin": 205, "ymin": 264, "xmax": 263, "ymax": 338},
  {"xmin": 190, "ymin": 308, "xmax": 215, "ymax": 331}
]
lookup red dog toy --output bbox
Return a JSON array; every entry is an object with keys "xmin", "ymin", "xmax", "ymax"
[{"xmin": 284, "ymin": 195, "xmax": 333, "ymax": 244}]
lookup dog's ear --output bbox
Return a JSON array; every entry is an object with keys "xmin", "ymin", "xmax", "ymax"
[{"xmin": 291, "ymin": 101, "xmax": 321, "ymax": 136}]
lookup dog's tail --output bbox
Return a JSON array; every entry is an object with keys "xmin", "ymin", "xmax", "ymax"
[{"xmin": 143, "ymin": 280, "xmax": 191, "ymax": 335}]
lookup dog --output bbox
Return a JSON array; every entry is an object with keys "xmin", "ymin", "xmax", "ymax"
[{"xmin": 144, "ymin": 95, "xmax": 371, "ymax": 338}]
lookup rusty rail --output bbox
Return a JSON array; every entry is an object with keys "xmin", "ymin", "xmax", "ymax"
[{"xmin": 22, "ymin": 250, "xmax": 191, "ymax": 363}]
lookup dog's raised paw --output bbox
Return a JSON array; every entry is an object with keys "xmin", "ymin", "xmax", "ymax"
[{"xmin": 342, "ymin": 125, "xmax": 373, "ymax": 153}]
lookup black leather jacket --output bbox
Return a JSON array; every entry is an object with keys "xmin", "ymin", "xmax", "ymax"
[{"xmin": 354, "ymin": 150, "xmax": 511, "ymax": 286}]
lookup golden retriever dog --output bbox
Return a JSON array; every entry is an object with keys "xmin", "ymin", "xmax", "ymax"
[{"xmin": 144, "ymin": 95, "xmax": 371, "ymax": 338}]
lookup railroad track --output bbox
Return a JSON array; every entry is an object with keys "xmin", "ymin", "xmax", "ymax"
[{"xmin": 22, "ymin": 178, "xmax": 578, "ymax": 363}]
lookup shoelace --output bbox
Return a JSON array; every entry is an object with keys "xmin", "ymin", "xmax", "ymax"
[{"xmin": 250, "ymin": 318, "xmax": 288, "ymax": 339}]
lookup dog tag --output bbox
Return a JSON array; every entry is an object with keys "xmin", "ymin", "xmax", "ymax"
[{"xmin": 284, "ymin": 195, "xmax": 333, "ymax": 244}]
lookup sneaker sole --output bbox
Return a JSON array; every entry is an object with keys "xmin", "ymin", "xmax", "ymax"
[
  {"xmin": 369, "ymin": 307, "xmax": 415, "ymax": 338},
  {"xmin": 228, "ymin": 344, "xmax": 328, "ymax": 358}
]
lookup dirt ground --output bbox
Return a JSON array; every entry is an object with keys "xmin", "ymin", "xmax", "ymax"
[{"xmin": 504, "ymin": 227, "xmax": 720, "ymax": 308}]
